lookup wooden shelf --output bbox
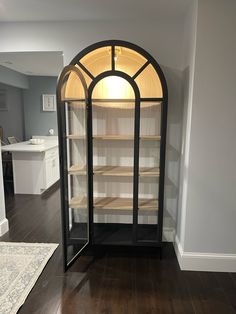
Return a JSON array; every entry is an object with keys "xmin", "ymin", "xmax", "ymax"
[
  {"xmin": 69, "ymin": 165, "xmax": 159, "ymax": 177},
  {"xmin": 67, "ymin": 134, "xmax": 86, "ymax": 139},
  {"xmin": 61, "ymin": 98, "xmax": 85, "ymax": 102},
  {"xmin": 92, "ymin": 100, "xmax": 162, "ymax": 109},
  {"xmin": 93, "ymin": 135, "xmax": 161, "ymax": 141},
  {"xmin": 69, "ymin": 165, "xmax": 87, "ymax": 174},
  {"xmin": 94, "ymin": 135, "xmax": 134, "ymax": 140},
  {"xmin": 140, "ymin": 135, "xmax": 161, "ymax": 141},
  {"xmin": 92, "ymin": 99, "xmax": 134, "ymax": 102},
  {"xmin": 69, "ymin": 196, "xmax": 158, "ymax": 211},
  {"xmin": 67, "ymin": 134, "xmax": 161, "ymax": 140},
  {"xmin": 61, "ymin": 99, "xmax": 162, "ymax": 109}
]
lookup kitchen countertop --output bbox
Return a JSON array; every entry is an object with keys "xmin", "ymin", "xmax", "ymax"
[{"xmin": 1, "ymin": 141, "xmax": 58, "ymax": 153}]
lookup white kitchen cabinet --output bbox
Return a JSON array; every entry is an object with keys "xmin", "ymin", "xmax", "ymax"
[
  {"xmin": 2, "ymin": 141, "xmax": 59, "ymax": 194},
  {"xmin": 44, "ymin": 147, "xmax": 60, "ymax": 189}
]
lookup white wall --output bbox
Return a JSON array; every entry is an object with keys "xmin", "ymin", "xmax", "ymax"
[
  {"xmin": 185, "ymin": 0, "xmax": 236, "ymax": 253},
  {"xmin": 163, "ymin": 65, "xmax": 184, "ymax": 234},
  {"xmin": 176, "ymin": 0, "xmax": 236, "ymax": 272},
  {"xmin": 176, "ymin": 0, "xmax": 198, "ymax": 249},
  {"xmin": 0, "ymin": 20, "xmax": 185, "ymax": 70}
]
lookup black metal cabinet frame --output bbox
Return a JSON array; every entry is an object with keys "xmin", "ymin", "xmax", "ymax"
[{"xmin": 57, "ymin": 40, "xmax": 168, "ymax": 270}]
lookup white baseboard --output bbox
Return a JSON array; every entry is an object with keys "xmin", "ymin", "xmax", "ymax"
[
  {"xmin": 174, "ymin": 236, "xmax": 236, "ymax": 272},
  {"xmin": 0, "ymin": 218, "xmax": 9, "ymax": 236}
]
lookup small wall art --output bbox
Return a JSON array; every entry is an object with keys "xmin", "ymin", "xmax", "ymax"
[{"xmin": 42, "ymin": 94, "xmax": 56, "ymax": 111}]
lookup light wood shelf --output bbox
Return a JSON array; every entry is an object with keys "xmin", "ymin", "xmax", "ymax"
[
  {"xmin": 67, "ymin": 134, "xmax": 86, "ymax": 140},
  {"xmin": 69, "ymin": 196, "xmax": 158, "ymax": 211},
  {"xmin": 93, "ymin": 135, "xmax": 134, "ymax": 140},
  {"xmin": 68, "ymin": 165, "xmax": 159, "ymax": 177},
  {"xmin": 61, "ymin": 98, "xmax": 85, "ymax": 102},
  {"xmin": 92, "ymin": 100, "xmax": 162, "ymax": 109},
  {"xmin": 62, "ymin": 98, "xmax": 162, "ymax": 109},
  {"xmin": 139, "ymin": 135, "xmax": 161, "ymax": 141},
  {"xmin": 69, "ymin": 165, "xmax": 87, "ymax": 174},
  {"xmin": 67, "ymin": 134, "xmax": 161, "ymax": 141}
]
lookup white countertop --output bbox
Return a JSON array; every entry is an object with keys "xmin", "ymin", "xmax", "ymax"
[{"xmin": 1, "ymin": 141, "xmax": 58, "ymax": 153}]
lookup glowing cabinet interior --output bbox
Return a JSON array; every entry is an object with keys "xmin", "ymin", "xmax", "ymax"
[{"xmin": 57, "ymin": 40, "xmax": 168, "ymax": 269}]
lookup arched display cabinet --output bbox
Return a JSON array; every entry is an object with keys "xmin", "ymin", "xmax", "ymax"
[{"xmin": 57, "ymin": 40, "xmax": 168, "ymax": 269}]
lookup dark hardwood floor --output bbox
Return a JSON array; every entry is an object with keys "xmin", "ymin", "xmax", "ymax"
[{"xmin": 1, "ymin": 187, "xmax": 236, "ymax": 314}]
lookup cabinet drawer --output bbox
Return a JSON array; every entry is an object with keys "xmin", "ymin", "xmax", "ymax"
[
  {"xmin": 45, "ymin": 147, "xmax": 58, "ymax": 160},
  {"xmin": 44, "ymin": 157, "xmax": 59, "ymax": 188}
]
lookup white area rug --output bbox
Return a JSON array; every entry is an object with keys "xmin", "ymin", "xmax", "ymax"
[{"xmin": 0, "ymin": 242, "xmax": 58, "ymax": 314}]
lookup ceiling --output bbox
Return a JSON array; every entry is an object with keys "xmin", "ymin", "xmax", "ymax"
[
  {"xmin": 0, "ymin": 52, "xmax": 64, "ymax": 76},
  {"xmin": 0, "ymin": 0, "xmax": 191, "ymax": 22}
]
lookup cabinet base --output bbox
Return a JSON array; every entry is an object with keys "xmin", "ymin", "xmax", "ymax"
[{"xmin": 70, "ymin": 222, "xmax": 162, "ymax": 246}]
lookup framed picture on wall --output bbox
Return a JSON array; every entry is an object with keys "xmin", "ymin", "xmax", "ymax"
[
  {"xmin": 42, "ymin": 94, "xmax": 56, "ymax": 111},
  {"xmin": 0, "ymin": 89, "xmax": 7, "ymax": 111}
]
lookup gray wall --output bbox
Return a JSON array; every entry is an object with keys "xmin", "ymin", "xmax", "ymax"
[
  {"xmin": 162, "ymin": 66, "xmax": 184, "ymax": 234},
  {"xmin": 0, "ymin": 82, "xmax": 24, "ymax": 141},
  {"xmin": 176, "ymin": 0, "xmax": 198, "ymax": 249},
  {"xmin": 183, "ymin": 0, "xmax": 236, "ymax": 254},
  {"xmin": 0, "ymin": 65, "xmax": 29, "ymax": 89},
  {"xmin": 23, "ymin": 76, "xmax": 58, "ymax": 139}
]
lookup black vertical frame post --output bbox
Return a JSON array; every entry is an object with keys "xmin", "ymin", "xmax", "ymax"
[
  {"xmin": 87, "ymin": 95, "xmax": 94, "ymax": 244},
  {"xmin": 56, "ymin": 97, "xmax": 69, "ymax": 271},
  {"xmin": 132, "ymin": 98, "xmax": 141, "ymax": 243},
  {"xmin": 111, "ymin": 45, "xmax": 115, "ymax": 71},
  {"xmin": 57, "ymin": 66, "xmax": 89, "ymax": 271},
  {"xmin": 157, "ymin": 96, "xmax": 168, "ymax": 244}
]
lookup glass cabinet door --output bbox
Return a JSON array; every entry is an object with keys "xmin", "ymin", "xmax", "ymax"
[
  {"xmin": 137, "ymin": 101, "xmax": 162, "ymax": 242},
  {"xmin": 91, "ymin": 99, "xmax": 135, "ymax": 245},
  {"xmin": 66, "ymin": 100, "xmax": 89, "ymax": 265},
  {"xmin": 57, "ymin": 66, "xmax": 89, "ymax": 268},
  {"xmin": 91, "ymin": 76, "xmax": 136, "ymax": 245}
]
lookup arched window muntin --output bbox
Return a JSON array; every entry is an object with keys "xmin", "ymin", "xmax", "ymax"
[
  {"xmin": 57, "ymin": 64, "xmax": 88, "ymax": 102},
  {"xmin": 88, "ymin": 70, "xmax": 140, "ymax": 103},
  {"xmin": 69, "ymin": 40, "xmax": 168, "ymax": 102}
]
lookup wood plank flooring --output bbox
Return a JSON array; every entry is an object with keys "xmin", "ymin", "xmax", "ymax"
[{"xmin": 1, "ymin": 187, "xmax": 236, "ymax": 314}]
